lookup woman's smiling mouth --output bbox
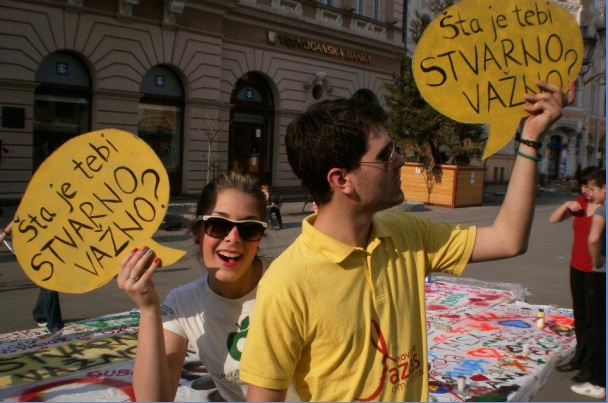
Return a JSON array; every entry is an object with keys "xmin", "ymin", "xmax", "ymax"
[{"xmin": 217, "ymin": 250, "xmax": 243, "ymax": 266}]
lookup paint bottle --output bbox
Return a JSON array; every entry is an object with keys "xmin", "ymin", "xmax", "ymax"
[
  {"xmin": 536, "ymin": 309, "xmax": 545, "ymax": 329},
  {"xmin": 457, "ymin": 376, "xmax": 466, "ymax": 392}
]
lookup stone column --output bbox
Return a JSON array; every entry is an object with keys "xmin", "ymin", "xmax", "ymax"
[{"xmin": 567, "ymin": 135, "xmax": 578, "ymax": 176}]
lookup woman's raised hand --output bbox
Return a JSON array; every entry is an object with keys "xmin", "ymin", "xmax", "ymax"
[{"xmin": 117, "ymin": 246, "xmax": 163, "ymax": 310}]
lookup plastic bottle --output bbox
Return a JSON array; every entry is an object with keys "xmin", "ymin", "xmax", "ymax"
[
  {"xmin": 536, "ymin": 309, "xmax": 545, "ymax": 329},
  {"xmin": 457, "ymin": 376, "xmax": 466, "ymax": 391}
]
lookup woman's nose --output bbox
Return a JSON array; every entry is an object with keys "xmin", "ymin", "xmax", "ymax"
[{"xmin": 225, "ymin": 226, "xmax": 241, "ymax": 242}]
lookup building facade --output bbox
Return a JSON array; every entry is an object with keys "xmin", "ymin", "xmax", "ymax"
[
  {"xmin": 0, "ymin": 0, "xmax": 604, "ymax": 203},
  {"xmin": 0, "ymin": 0, "xmax": 405, "ymax": 201},
  {"xmin": 481, "ymin": 0, "xmax": 606, "ymax": 185}
]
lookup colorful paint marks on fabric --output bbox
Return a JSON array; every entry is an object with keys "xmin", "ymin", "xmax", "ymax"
[
  {"xmin": 426, "ymin": 281, "xmax": 575, "ymax": 402},
  {"xmin": 0, "ymin": 281, "xmax": 575, "ymax": 402}
]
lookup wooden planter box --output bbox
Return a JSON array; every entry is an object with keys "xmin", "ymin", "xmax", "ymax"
[{"xmin": 400, "ymin": 163, "xmax": 485, "ymax": 208}]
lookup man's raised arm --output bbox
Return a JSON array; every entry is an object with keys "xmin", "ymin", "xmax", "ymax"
[{"xmin": 470, "ymin": 80, "xmax": 576, "ymax": 263}]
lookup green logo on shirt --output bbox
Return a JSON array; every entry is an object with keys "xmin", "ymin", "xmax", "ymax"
[{"xmin": 227, "ymin": 316, "xmax": 249, "ymax": 361}]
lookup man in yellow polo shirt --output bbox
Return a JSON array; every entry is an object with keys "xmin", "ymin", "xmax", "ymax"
[{"xmin": 240, "ymin": 81, "xmax": 574, "ymax": 401}]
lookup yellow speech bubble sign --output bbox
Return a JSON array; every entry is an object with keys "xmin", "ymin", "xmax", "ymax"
[
  {"xmin": 12, "ymin": 129, "xmax": 185, "ymax": 294},
  {"xmin": 413, "ymin": 0, "xmax": 582, "ymax": 159}
]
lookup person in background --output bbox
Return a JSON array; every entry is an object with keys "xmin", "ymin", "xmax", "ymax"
[
  {"xmin": 117, "ymin": 172, "xmax": 297, "ymax": 401},
  {"xmin": 571, "ymin": 169, "xmax": 605, "ymax": 399},
  {"xmin": 240, "ymin": 81, "xmax": 574, "ymax": 401},
  {"xmin": 1, "ymin": 220, "xmax": 64, "ymax": 337},
  {"xmin": 549, "ymin": 166, "xmax": 599, "ymax": 382},
  {"xmin": 32, "ymin": 287, "xmax": 65, "ymax": 337},
  {"xmin": 261, "ymin": 184, "xmax": 283, "ymax": 229},
  {"xmin": 0, "ymin": 220, "xmax": 12, "ymax": 248},
  {"xmin": 310, "ymin": 201, "xmax": 318, "ymax": 213}
]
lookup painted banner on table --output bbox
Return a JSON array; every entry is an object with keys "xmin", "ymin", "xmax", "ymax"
[
  {"xmin": 425, "ymin": 282, "xmax": 575, "ymax": 402},
  {"xmin": 0, "ymin": 281, "xmax": 575, "ymax": 402},
  {"xmin": 412, "ymin": 0, "xmax": 582, "ymax": 159},
  {"xmin": 11, "ymin": 129, "xmax": 185, "ymax": 294},
  {"xmin": 0, "ymin": 312, "xmax": 215, "ymax": 402}
]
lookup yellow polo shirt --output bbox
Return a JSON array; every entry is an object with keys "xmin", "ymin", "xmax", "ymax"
[{"xmin": 240, "ymin": 212, "xmax": 476, "ymax": 401}]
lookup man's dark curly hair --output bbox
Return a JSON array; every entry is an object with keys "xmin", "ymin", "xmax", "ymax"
[{"xmin": 285, "ymin": 98, "xmax": 388, "ymax": 205}]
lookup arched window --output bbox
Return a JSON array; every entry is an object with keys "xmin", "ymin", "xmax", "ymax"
[
  {"xmin": 139, "ymin": 66, "xmax": 184, "ymax": 195},
  {"xmin": 352, "ymin": 89, "xmax": 379, "ymax": 104},
  {"xmin": 33, "ymin": 52, "xmax": 91, "ymax": 169},
  {"xmin": 547, "ymin": 135, "xmax": 564, "ymax": 179}
]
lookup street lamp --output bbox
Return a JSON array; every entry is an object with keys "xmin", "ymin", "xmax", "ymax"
[
  {"xmin": 580, "ymin": 26, "xmax": 605, "ymax": 76},
  {"xmin": 580, "ymin": 26, "xmax": 597, "ymax": 76}
]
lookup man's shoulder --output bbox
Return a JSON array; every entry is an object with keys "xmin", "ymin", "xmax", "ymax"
[
  {"xmin": 261, "ymin": 236, "xmax": 324, "ymax": 283},
  {"xmin": 377, "ymin": 211, "xmax": 433, "ymax": 232},
  {"xmin": 379, "ymin": 211, "xmax": 430, "ymax": 222},
  {"xmin": 267, "ymin": 236, "xmax": 316, "ymax": 269}
]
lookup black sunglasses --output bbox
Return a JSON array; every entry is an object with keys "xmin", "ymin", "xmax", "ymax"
[
  {"xmin": 359, "ymin": 140, "xmax": 402, "ymax": 168},
  {"xmin": 197, "ymin": 215, "xmax": 267, "ymax": 242}
]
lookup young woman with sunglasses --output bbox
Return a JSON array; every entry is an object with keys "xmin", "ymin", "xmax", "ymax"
[{"xmin": 117, "ymin": 172, "xmax": 270, "ymax": 401}]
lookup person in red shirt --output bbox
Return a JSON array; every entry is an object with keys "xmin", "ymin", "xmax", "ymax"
[{"xmin": 549, "ymin": 166, "xmax": 600, "ymax": 383}]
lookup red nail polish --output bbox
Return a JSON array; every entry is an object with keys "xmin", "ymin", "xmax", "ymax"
[
  {"xmin": 131, "ymin": 248, "xmax": 139, "ymax": 253},
  {"xmin": 153, "ymin": 257, "xmax": 160, "ymax": 263}
]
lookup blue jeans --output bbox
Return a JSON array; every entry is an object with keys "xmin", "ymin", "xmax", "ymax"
[
  {"xmin": 32, "ymin": 288, "xmax": 64, "ymax": 333},
  {"xmin": 267, "ymin": 205, "xmax": 283, "ymax": 227}
]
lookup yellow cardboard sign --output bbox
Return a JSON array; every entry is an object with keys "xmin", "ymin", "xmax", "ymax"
[
  {"xmin": 412, "ymin": 0, "xmax": 582, "ymax": 159},
  {"xmin": 12, "ymin": 129, "xmax": 185, "ymax": 294}
]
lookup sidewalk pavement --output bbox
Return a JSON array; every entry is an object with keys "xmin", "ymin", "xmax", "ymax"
[{"xmin": 0, "ymin": 188, "xmax": 596, "ymax": 402}]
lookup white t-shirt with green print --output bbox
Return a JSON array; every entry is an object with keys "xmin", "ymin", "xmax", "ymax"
[{"xmin": 162, "ymin": 259, "xmax": 266, "ymax": 401}]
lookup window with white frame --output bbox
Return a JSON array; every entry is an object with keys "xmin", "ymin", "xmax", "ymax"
[
  {"xmin": 371, "ymin": 0, "xmax": 380, "ymax": 19},
  {"xmin": 356, "ymin": 0, "xmax": 365, "ymax": 14},
  {"xmin": 355, "ymin": 0, "xmax": 381, "ymax": 19}
]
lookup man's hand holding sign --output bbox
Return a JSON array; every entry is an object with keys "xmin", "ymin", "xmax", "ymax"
[
  {"xmin": 412, "ymin": 0, "xmax": 582, "ymax": 159},
  {"xmin": 12, "ymin": 129, "xmax": 185, "ymax": 294},
  {"xmin": 411, "ymin": 0, "xmax": 577, "ymax": 263},
  {"xmin": 238, "ymin": 2, "xmax": 578, "ymax": 402}
]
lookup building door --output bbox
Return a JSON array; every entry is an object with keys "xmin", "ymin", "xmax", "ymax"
[
  {"xmin": 547, "ymin": 135, "xmax": 563, "ymax": 179},
  {"xmin": 230, "ymin": 123, "xmax": 266, "ymax": 177},
  {"xmin": 33, "ymin": 52, "xmax": 91, "ymax": 170},
  {"xmin": 230, "ymin": 73, "xmax": 274, "ymax": 185},
  {"xmin": 139, "ymin": 66, "xmax": 184, "ymax": 196}
]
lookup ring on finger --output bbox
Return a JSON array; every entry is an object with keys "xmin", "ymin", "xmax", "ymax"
[{"xmin": 129, "ymin": 274, "xmax": 138, "ymax": 280}]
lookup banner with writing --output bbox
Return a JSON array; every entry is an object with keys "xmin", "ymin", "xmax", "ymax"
[
  {"xmin": 412, "ymin": 0, "xmax": 582, "ymax": 159},
  {"xmin": 0, "ymin": 311, "xmax": 212, "ymax": 402},
  {"xmin": 0, "ymin": 280, "xmax": 575, "ymax": 402}
]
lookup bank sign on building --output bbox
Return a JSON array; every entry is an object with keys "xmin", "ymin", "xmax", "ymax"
[
  {"xmin": 0, "ymin": 0, "xmax": 604, "ymax": 202},
  {"xmin": 0, "ymin": 0, "xmax": 403, "ymax": 201}
]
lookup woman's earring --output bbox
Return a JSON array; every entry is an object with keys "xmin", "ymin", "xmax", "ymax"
[{"xmin": 195, "ymin": 239, "xmax": 200, "ymax": 245}]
